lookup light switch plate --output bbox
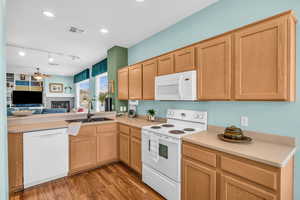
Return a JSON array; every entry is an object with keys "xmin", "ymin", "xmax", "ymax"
[{"xmin": 241, "ymin": 116, "xmax": 249, "ymax": 127}]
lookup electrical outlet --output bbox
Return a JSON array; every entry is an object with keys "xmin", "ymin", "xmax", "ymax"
[{"xmin": 241, "ymin": 116, "xmax": 249, "ymax": 127}]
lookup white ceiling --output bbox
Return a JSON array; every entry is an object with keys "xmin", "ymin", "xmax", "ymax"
[{"xmin": 6, "ymin": 0, "xmax": 218, "ymax": 76}]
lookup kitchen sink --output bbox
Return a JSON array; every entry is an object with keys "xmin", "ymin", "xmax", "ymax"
[{"xmin": 66, "ymin": 117, "xmax": 113, "ymax": 123}]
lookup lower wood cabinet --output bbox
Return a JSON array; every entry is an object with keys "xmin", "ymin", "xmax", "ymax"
[
  {"xmin": 221, "ymin": 175, "xmax": 276, "ymax": 200},
  {"xmin": 70, "ymin": 123, "xmax": 118, "ymax": 175},
  {"xmin": 96, "ymin": 132, "xmax": 118, "ymax": 164},
  {"xmin": 8, "ymin": 133, "xmax": 23, "ymax": 192},
  {"xmin": 130, "ymin": 136, "xmax": 142, "ymax": 174},
  {"xmin": 182, "ymin": 141, "xmax": 294, "ymax": 200},
  {"xmin": 119, "ymin": 133, "xmax": 130, "ymax": 165},
  {"xmin": 118, "ymin": 124, "xmax": 142, "ymax": 174},
  {"xmin": 70, "ymin": 136, "xmax": 97, "ymax": 174},
  {"xmin": 182, "ymin": 158, "xmax": 216, "ymax": 200}
]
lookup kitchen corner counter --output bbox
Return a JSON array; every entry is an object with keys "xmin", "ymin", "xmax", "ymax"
[
  {"xmin": 116, "ymin": 116, "xmax": 164, "ymax": 128},
  {"xmin": 183, "ymin": 126, "xmax": 296, "ymax": 168}
]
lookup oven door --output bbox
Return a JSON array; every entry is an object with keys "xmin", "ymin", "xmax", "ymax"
[{"xmin": 142, "ymin": 130, "xmax": 181, "ymax": 182}]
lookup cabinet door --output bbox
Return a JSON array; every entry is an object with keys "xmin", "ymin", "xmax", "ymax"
[
  {"xmin": 221, "ymin": 175, "xmax": 276, "ymax": 200},
  {"xmin": 130, "ymin": 137, "xmax": 142, "ymax": 174},
  {"xmin": 118, "ymin": 67, "xmax": 129, "ymax": 100},
  {"xmin": 234, "ymin": 16, "xmax": 288, "ymax": 100},
  {"xmin": 70, "ymin": 137, "xmax": 97, "ymax": 173},
  {"xmin": 174, "ymin": 47, "xmax": 195, "ymax": 73},
  {"xmin": 129, "ymin": 64, "xmax": 143, "ymax": 100},
  {"xmin": 157, "ymin": 53, "xmax": 174, "ymax": 75},
  {"xmin": 97, "ymin": 132, "xmax": 118, "ymax": 164},
  {"xmin": 143, "ymin": 59, "xmax": 157, "ymax": 100},
  {"xmin": 119, "ymin": 133, "xmax": 130, "ymax": 165},
  {"xmin": 182, "ymin": 159, "xmax": 216, "ymax": 200},
  {"xmin": 197, "ymin": 35, "xmax": 232, "ymax": 100},
  {"xmin": 8, "ymin": 133, "xmax": 23, "ymax": 192}
]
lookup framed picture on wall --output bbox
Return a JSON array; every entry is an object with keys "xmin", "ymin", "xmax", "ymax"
[{"xmin": 49, "ymin": 83, "xmax": 64, "ymax": 93}]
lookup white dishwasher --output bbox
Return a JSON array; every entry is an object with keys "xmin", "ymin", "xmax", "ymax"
[{"xmin": 23, "ymin": 128, "xmax": 69, "ymax": 188}]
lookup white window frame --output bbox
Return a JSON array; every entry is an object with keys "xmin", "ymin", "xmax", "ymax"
[
  {"xmin": 95, "ymin": 72, "xmax": 108, "ymax": 112},
  {"xmin": 75, "ymin": 79, "xmax": 90, "ymax": 109}
]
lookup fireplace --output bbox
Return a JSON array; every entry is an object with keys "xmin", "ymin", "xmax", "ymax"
[{"xmin": 51, "ymin": 101, "xmax": 70, "ymax": 112}]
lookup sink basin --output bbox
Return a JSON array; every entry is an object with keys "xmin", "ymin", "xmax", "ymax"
[{"xmin": 66, "ymin": 117, "xmax": 113, "ymax": 123}]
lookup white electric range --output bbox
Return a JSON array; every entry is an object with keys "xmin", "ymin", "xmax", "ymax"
[{"xmin": 142, "ymin": 109, "xmax": 207, "ymax": 200}]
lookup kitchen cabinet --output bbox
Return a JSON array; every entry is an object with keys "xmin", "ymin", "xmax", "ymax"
[
  {"xmin": 234, "ymin": 14, "xmax": 296, "ymax": 101},
  {"xmin": 142, "ymin": 59, "xmax": 157, "ymax": 100},
  {"xmin": 196, "ymin": 35, "xmax": 232, "ymax": 100},
  {"xmin": 182, "ymin": 141, "xmax": 294, "ymax": 200},
  {"xmin": 130, "ymin": 128, "xmax": 142, "ymax": 174},
  {"xmin": 220, "ymin": 175, "xmax": 276, "ymax": 200},
  {"xmin": 119, "ymin": 133, "xmax": 130, "ymax": 165},
  {"xmin": 182, "ymin": 158, "xmax": 216, "ymax": 200},
  {"xmin": 174, "ymin": 46, "xmax": 195, "ymax": 73},
  {"xmin": 118, "ymin": 67, "xmax": 129, "ymax": 100},
  {"xmin": 8, "ymin": 133, "xmax": 23, "ymax": 192},
  {"xmin": 157, "ymin": 53, "xmax": 174, "ymax": 75},
  {"xmin": 96, "ymin": 123, "xmax": 118, "ymax": 164},
  {"xmin": 118, "ymin": 124, "xmax": 142, "ymax": 174},
  {"xmin": 129, "ymin": 64, "xmax": 143, "ymax": 100},
  {"xmin": 70, "ymin": 136, "xmax": 97, "ymax": 174}
]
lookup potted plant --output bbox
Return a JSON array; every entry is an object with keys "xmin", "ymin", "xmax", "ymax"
[
  {"xmin": 147, "ymin": 109, "xmax": 156, "ymax": 121},
  {"xmin": 98, "ymin": 92, "xmax": 107, "ymax": 111}
]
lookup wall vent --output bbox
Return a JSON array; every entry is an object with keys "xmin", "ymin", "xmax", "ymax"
[{"xmin": 69, "ymin": 26, "xmax": 85, "ymax": 34}]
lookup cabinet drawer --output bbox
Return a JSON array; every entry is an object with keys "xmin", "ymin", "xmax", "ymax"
[
  {"xmin": 131, "ymin": 127, "xmax": 141, "ymax": 139},
  {"xmin": 96, "ymin": 123, "xmax": 117, "ymax": 134},
  {"xmin": 182, "ymin": 143, "xmax": 217, "ymax": 167},
  {"xmin": 70, "ymin": 125, "xmax": 96, "ymax": 140},
  {"xmin": 119, "ymin": 124, "xmax": 130, "ymax": 135},
  {"xmin": 221, "ymin": 156, "xmax": 278, "ymax": 190}
]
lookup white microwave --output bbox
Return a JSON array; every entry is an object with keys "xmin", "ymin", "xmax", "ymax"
[{"xmin": 155, "ymin": 70, "xmax": 197, "ymax": 101}]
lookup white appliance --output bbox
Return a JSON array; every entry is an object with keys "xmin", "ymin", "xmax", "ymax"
[
  {"xmin": 142, "ymin": 109, "xmax": 207, "ymax": 200},
  {"xmin": 23, "ymin": 128, "xmax": 69, "ymax": 188},
  {"xmin": 155, "ymin": 70, "xmax": 197, "ymax": 101}
]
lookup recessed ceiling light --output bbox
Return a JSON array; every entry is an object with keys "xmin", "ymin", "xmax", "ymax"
[
  {"xmin": 136, "ymin": 0, "xmax": 145, "ymax": 2},
  {"xmin": 42, "ymin": 10, "xmax": 55, "ymax": 18},
  {"xmin": 48, "ymin": 57, "xmax": 54, "ymax": 63},
  {"xmin": 18, "ymin": 51, "xmax": 26, "ymax": 57},
  {"xmin": 100, "ymin": 28, "xmax": 109, "ymax": 34}
]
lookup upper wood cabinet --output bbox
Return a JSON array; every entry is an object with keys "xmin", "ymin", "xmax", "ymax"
[
  {"xmin": 157, "ymin": 53, "xmax": 174, "ymax": 75},
  {"xmin": 182, "ymin": 158, "xmax": 216, "ymax": 200},
  {"xmin": 142, "ymin": 59, "xmax": 157, "ymax": 100},
  {"xmin": 196, "ymin": 35, "xmax": 232, "ymax": 100},
  {"xmin": 129, "ymin": 64, "xmax": 143, "ymax": 100},
  {"xmin": 118, "ymin": 67, "xmax": 129, "ymax": 100},
  {"xmin": 234, "ymin": 15, "xmax": 296, "ymax": 101},
  {"xmin": 174, "ymin": 47, "xmax": 195, "ymax": 73}
]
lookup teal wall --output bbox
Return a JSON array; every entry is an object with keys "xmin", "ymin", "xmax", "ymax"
[
  {"xmin": 44, "ymin": 75, "xmax": 74, "ymax": 95},
  {"xmin": 128, "ymin": 0, "xmax": 300, "ymax": 198},
  {"xmin": 0, "ymin": 0, "xmax": 8, "ymax": 199}
]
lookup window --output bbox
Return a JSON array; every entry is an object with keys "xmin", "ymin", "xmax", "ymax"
[
  {"xmin": 95, "ymin": 72, "xmax": 108, "ymax": 111},
  {"xmin": 76, "ymin": 79, "xmax": 90, "ymax": 110}
]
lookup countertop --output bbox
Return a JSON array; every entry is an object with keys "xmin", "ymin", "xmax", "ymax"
[
  {"xmin": 8, "ymin": 115, "xmax": 163, "ymax": 133},
  {"xmin": 183, "ymin": 126, "xmax": 296, "ymax": 168}
]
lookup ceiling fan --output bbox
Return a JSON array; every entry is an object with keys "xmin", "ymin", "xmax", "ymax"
[{"xmin": 33, "ymin": 68, "xmax": 50, "ymax": 81}]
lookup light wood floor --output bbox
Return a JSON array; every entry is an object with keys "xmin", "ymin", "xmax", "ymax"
[{"xmin": 10, "ymin": 163, "xmax": 165, "ymax": 200}]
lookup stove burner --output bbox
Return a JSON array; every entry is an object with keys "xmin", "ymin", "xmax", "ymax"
[
  {"xmin": 169, "ymin": 130, "xmax": 185, "ymax": 134},
  {"xmin": 162, "ymin": 124, "xmax": 175, "ymax": 128},
  {"xmin": 151, "ymin": 126, "xmax": 161, "ymax": 129},
  {"xmin": 183, "ymin": 128, "xmax": 195, "ymax": 132}
]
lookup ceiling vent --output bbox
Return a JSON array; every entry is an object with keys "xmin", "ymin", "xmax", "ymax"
[
  {"xmin": 49, "ymin": 62, "xmax": 59, "ymax": 66},
  {"xmin": 69, "ymin": 26, "xmax": 85, "ymax": 34}
]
